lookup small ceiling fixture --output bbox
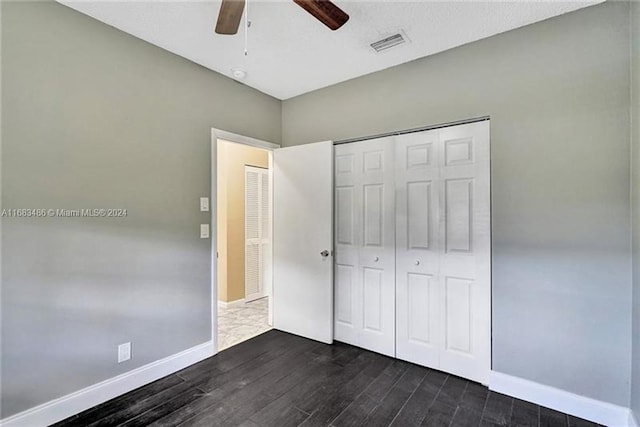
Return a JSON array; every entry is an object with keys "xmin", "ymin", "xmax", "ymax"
[{"xmin": 231, "ymin": 68, "xmax": 247, "ymax": 79}]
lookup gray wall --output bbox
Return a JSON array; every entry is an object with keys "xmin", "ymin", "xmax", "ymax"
[
  {"xmin": 1, "ymin": 1, "xmax": 280, "ymax": 417},
  {"xmin": 282, "ymin": 2, "xmax": 632, "ymax": 406},
  {"xmin": 632, "ymin": 0, "xmax": 640, "ymax": 420}
]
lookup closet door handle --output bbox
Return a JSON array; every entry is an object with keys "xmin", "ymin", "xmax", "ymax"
[
  {"xmin": 415, "ymin": 260, "xmax": 420, "ymax": 266},
  {"xmin": 374, "ymin": 256, "xmax": 379, "ymax": 262}
]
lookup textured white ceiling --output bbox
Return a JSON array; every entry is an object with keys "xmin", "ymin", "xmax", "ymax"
[{"xmin": 57, "ymin": 0, "xmax": 603, "ymax": 100}]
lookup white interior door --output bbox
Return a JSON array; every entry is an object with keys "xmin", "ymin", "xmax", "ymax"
[
  {"xmin": 273, "ymin": 141, "xmax": 334, "ymax": 344},
  {"xmin": 245, "ymin": 166, "xmax": 269, "ymax": 303},
  {"xmin": 437, "ymin": 121, "xmax": 491, "ymax": 384},
  {"xmin": 395, "ymin": 130, "xmax": 442, "ymax": 368},
  {"xmin": 334, "ymin": 137, "xmax": 395, "ymax": 357}
]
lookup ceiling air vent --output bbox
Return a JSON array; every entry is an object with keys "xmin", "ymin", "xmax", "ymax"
[{"xmin": 370, "ymin": 33, "xmax": 406, "ymax": 52}]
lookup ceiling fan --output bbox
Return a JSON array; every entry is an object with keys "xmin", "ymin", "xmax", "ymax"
[{"xmin": 215, "ymin": 0, "xmax": 350, "ymax": 35}]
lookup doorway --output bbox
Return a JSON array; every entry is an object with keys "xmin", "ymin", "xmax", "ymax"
[
  {"xmin": 215, "ymin": 138, "xmax": 274, "ymax": 351},
  {"xmin": 211, "ymin": 129, "xmax": 335, "ymax": 356}
]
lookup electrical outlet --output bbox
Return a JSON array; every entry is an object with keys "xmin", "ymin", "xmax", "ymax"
[{"xmin": 118, "ymin": 342, "xmax": 131, "ymax": 363}]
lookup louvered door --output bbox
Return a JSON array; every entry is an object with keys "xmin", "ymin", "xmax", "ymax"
[{"xmin": 245, "ymin": 166, "xmax": 269, "ymax": 302}]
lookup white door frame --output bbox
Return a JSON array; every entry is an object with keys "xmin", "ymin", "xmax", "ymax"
[{"xmin": 210, "ymin": 128, "xmax": 280, "ymax": 354}]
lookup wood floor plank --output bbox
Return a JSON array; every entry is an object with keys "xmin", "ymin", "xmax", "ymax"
[
  {"xmin": 330, "ymin": 393, "xmax": 378, "ymax": 427},
  {"xmin": 248, "ymin": 352, "xmax": 353, "ymax": 424},
  {"xmin": 364, "ymin": 365, "xmax": 428, "ymax": 427},
  {"xmin": 120, "ymin": 386, "xmax": 204, "ymax": 426},
  {"xmin": 329, "ymin": 358, "xmax": 409, "ymax": 427},
  {"xmin": 299, "ymin": 353, "xmax": 392, "ymax": 427},
  {"xmin": 53, "ymin": 374, "xmax": 185, "ymax": 427},
  {"xmin": 433, "ymin": 375, "xmax": 467, "ymax": 409},
  {"xmin": 248, "ymin": 397, "xmax": 310, "ymax": 427},
  {"xmin": 244, "ymin": 345, "xmax": 376, "ymax": 426},
  {"xmin": 192, "ymin": 335, "xmax": 302, "ymax": 392},
  {"xmin": 567, "ymin": 415, "xmax": 600, "ymax": 427},
  {"xmin": 481, "ymin": 391, "xmax": 513, "ymax": 426},
  {"xmin": 87, "ymin": 380, "xmax": 194, "ymax": 427},
  {"xmin": 420, "ymin": 400, "xmax": 457, "ymax": 427},
  {"xmin": 190, "ymin": 332, "xmax": 307, "ymax": 390},
  {"xmin": 192, "ymin": 365, "xmax": 311, "ymax": 426},
  {"xmin": 175, "ymin": 330, "xmax": 287, "ymax": 383},
  {"xmin": 388, "ymin": 369, "xmax": 447, "ymax": 427},
  {"xmin": 539, "ymin": 406, "xmax": 568, "ymax": 427},
  {"xmin": 480, "ymin": 419, "xmax": 505, "ymax": 427},
  {"xmin": 510, "ymin": 398, "xmax": 539, "ymax": 427},
  {"xmin": 450, "ymin": 405, "xmax": 483, "ymax": 427},
  {"xmin": 146, "ymin": 395, "xmax": 216, "ymax": 426},
  {"xmin": 152, "ymin": 338, "xmax": 320, "ymax": 426},
  {"xmin": 459, "ymin": 381, "xmax": 488, "ymax": 414},
  {"xmin": 178, "ymin": 341, "xmax": 325, "ymax": 426},
  {"xmin": 293, "ymin": 349, "xmax": 376, "ymax": 414},
  {"xmin": 363, "ymin": 359, "xmax": 411, "ymax": 402}
]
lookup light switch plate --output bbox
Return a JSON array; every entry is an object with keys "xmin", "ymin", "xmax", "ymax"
[
  {"xmin": 200, "ymin": 224, "xmax": 210, "ymax": 239},
  {"xmin": 200, "ymin": 197, "xmax": 209, "ymax": 212}
]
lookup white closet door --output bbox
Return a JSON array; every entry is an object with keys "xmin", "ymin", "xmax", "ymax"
[
  {"xmin": 395, "ymin": 130, "xmax": 442, "ymax": 368},
  {"xmin": 395, "ymin": 121, "xmax": 490, "ymax": 384},
  {"xmin": 438, "ymin": 121, "xmax": 491, "ymax": 384},
  {"xmin": 245, "ymin": 166, "xmax": 268, "ymax": 302},
  {"xmin": 334, "ymin": 137, "xmax": 395, "ymax": 357},
  {"xmin": 334, "ymin": 143, "xmax": 359, "ymax": 346}
]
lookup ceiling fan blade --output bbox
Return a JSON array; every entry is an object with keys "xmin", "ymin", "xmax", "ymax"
[
  {"xmin": 215, "ymin": 0, "xmax": 245, "ymax": 35},
  {"xmin": 293, "ymin": 0, "xmax": 349, "ymax": 31}
]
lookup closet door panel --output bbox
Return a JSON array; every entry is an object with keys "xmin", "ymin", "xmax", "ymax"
[
  {"xmin": 395, "ymin": 131, "xmax": 441, "ymax": 367},
  {"xmin": 438, "ymin": 121, "xmax": 491, "ymax": 384},
  {"xmin": 358, "ymin": 137, "xmax": 396, "ymax": 357},
  {"xmin": 334, "ymin": 137, "xmax": 395, "ymax": 357},
  {"xmin": 334, "ymin": 145, "xmax": 361, "ymax": 345}
]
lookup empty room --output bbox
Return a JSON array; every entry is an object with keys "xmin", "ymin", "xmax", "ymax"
[{"xmin": 1, "ymin": 0, "xmax": 639, "ymax": 426}]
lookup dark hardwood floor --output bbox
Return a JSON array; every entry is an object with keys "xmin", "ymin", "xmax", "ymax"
[{"xmin": 53, "ymin": 330, "xmax": 601, "ymax": 427}]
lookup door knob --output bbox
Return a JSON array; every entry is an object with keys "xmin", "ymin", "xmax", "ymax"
[
  {"xmin": 320, "ymin": 250, "xmax": 330, "ymax": 258},
  {"xmin": 374, "ymin": 256, "xmax": 379, "ymax": 262},
  {"xmin": 415, "ymin": 260, "xmax": 420, "ymax": 266}
]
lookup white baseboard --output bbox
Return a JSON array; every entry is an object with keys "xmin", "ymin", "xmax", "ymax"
[
  {"xmin": 0, "ymin": 341, "xmax": 215, "ymax": 427},
  {"xmin": 217, "ymin": 298, "xmax": 245, "ymax": 309},
  {"xmin": 490, "ymin": 371, "xmax": 633, "ymax": 426},
  {"xmin": 630, "ymin": 410, "xmax": 639, "ymax": 427}
]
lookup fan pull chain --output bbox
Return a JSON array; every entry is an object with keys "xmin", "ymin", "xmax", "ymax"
[{"xmin": 244, "ymin": 0, "xmax": 250, "ymax": 56}]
